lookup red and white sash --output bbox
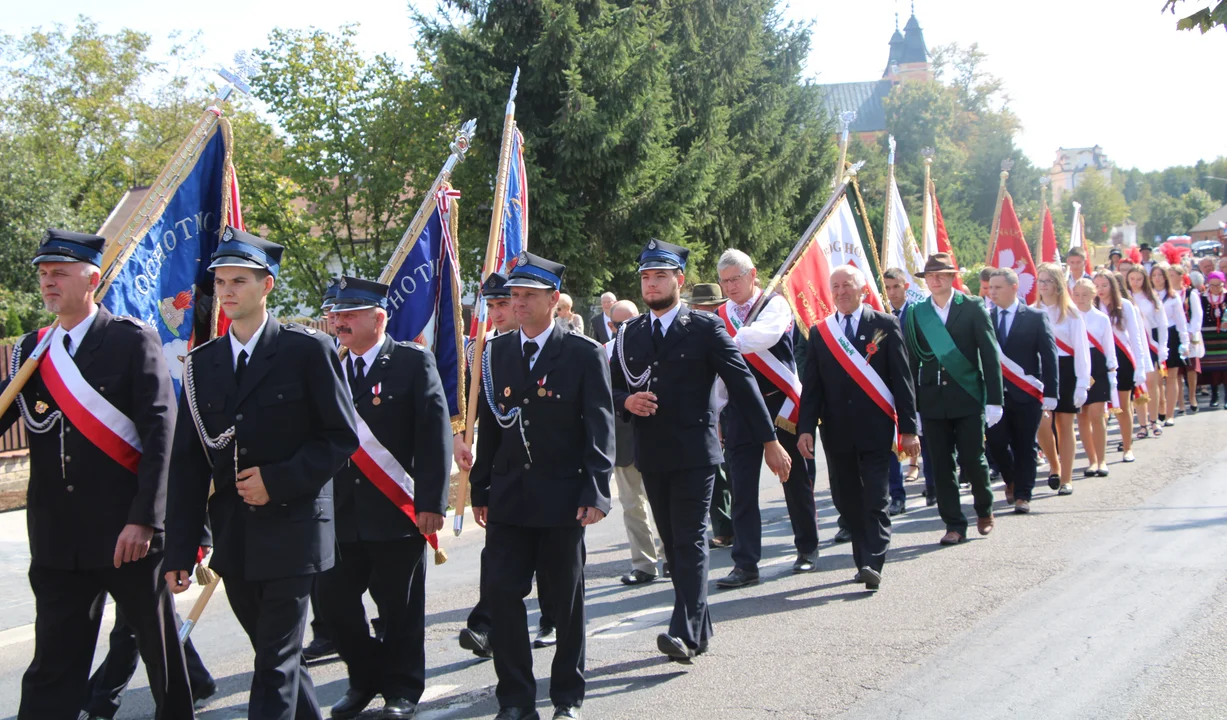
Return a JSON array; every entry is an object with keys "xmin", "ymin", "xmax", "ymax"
[
  {"xmin": 1113, "ymin": 332, "xmax": 1137, "ymax": 369},
  {"xmin": 36, "ymin": 326, "xmax": 142, "ymax": 473},
  {"xmin": 717, "ymin": 300, "xmax": 802, "ymax": 431},
  {"xmin": 999, "ymin": 353, "xmax": 1045, "ymax": 403},
  {"xmin": 350, "ymin": 413, "xmax": 440, "ymax": 551},
  {"xmin": 815, "ymin": 316, "xmax": 897, "ymax": 425},
  {"xmin": 1054, "ymin": 336, "xmax": 1075, "ymax": 356}
]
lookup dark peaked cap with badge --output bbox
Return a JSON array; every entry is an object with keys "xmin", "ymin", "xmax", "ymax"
[
  {"xmin": 321, "ymin": 276, "xmax": 341, "ymax": 310},
  {"xmin": 504, "ymin": 251, "xmax": 565, "ymax": 291},
  {"xmin": 32, "ymin": 229, "xmax": 105, "ymax": 267},
  {"xmin": 330, "ymin": 276, "xmax": 390, "ymax": 312},
  {"xmin": 208, "ymin": 226, "xmax": 284, "ymax": 277},
  {"xmin": 481, "ymin": 271, "xmax": 512, "ymax": 299},
  {"xmin": 638, "ymin": 238, "xmax": 689, "ymax": 272}
]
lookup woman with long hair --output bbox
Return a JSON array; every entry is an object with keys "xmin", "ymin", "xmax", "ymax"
[
  {"xmin": 1072, "ymin": 279, "xmax": 1116, "ymax": 477},
  {"xmin": 1201, "ymin": 271, "xmax": 1227, "ymax": 408},
  {"xmin": 1181, "ymin": 267, "xmax": 1205, "ymax": 413},
  {"xmin": 1151, "ymin": 263, "xmax": 1190, "ymax": 426},
  {"xmin": 1126, "ymin": 266, "xmax": 1167, "ymax": 437},
  {"xmin": 1033, "ymin": 263, "xmax": 1091, "ymax": 495},
  {"xmin": 1095, "ymin": 271, "xmax": 1146, "ymax": 462}
]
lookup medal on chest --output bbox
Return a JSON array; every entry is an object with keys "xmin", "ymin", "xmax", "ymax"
[{"xmin": 371, "ymin": 382, "xmax": 382, "ymax": 406}]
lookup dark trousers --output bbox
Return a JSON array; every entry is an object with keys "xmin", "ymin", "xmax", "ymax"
[
  {"xmin": 726, "ymin": 424, "xmax": 818, "ymax": 572},
  {"xmin": 468, "ymin": 546, "xmax": 555, "ymax": 633},
  {"xmin": 83, "ymin": 606, "xmax": 212, "ymax": 719},
  {"xmin": 224, "ymin": 572, "xmax": 320, "ymax": 720},
  {"xmin": 888, "ymin": 457, "xmax": 905, "ymax": 503},
  {"xmin": 642, "ymin": 466, "xmax": 715, "ymax": 650},
  {"xmin": 921, "ymin": 434, "xmax": 936, "ymax": 498},
  {"xmin": 20, "ymin": 554, "xmax": 194, "ymax": 720},
  {"xmin": 308, "ymin": 579, "xmax": 330, "ymax": 642},
  {"xmin": 318, "ymin": 536, "xmax": 426, "ymax": 701},
  {"xmin": 824, "ymin": 447, "xmax": 893, "ymax": 573},
  {"xmin": 709, "ymin": 462, "xmax": 734, "ymax": 539},
  {"xmin": 986, "ymin": 401, "xmax": 1043, "ymax": 501},
  {"xmin": 484, "ymin": 523, "xmax": 586, "ymax": 709},
  {"xmin": 924, "ymin": 412, "xmax": 994, "ymax": 535}
]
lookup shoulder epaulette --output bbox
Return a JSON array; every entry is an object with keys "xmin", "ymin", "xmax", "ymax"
[
  {"xmin": 188, "ymin": 334, "xmax": 225, "ymax": 355},
  {"xmin": 282, "ymin": 322, "xmax": 319, "ymax": 336},
  {"xmin": 565, "ymin": 331, "xmax": 602, "ymax": 348},
  {"xmin": 394, "ymin": 339, "xmax": 427, "ymax": 352},
  {"xmin": 111, "ymin": 315, "xmax": 147, "ymax": 328}
]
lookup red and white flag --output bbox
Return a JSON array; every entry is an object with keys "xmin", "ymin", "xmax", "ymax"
[{"xmin": 990, "ymin": 193, "xmax": 1039, "ymax": 304}]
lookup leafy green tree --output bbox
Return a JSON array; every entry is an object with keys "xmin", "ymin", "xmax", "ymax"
[
  {"xmin": 1067, "ymin": 170, "xmax": 1129, "ymax": 243},
  {"xmin": 1162, "ymin": 0, "xmax": 1227, "ymax": 33}
]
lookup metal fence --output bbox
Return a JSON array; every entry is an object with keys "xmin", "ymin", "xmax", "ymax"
[{"xmin": 0, "ymin": 343, "xmax": 28, "ymax": 452}]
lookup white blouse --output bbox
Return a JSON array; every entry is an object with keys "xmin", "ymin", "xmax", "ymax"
[
  {"xmin": 1038, "ymin": 302, "xmax": 1092, "ymax": 392},
  {"xmin": 1159, "ymin": 292, "xmax": 1190, "ymax": 348},
  {"xmin": 1130, "ymin": 292, "xmax": 1168, "ymax": 359},
  {"xmin": 1186, "ymin": 289, "xmax": 1204, "ymax": 333},
  {"xmin": 1082, "ymin": 305, "xmax": 1119, "ymax": 373}
]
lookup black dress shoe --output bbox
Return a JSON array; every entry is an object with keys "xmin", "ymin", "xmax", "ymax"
[
  {"xmin": 1047, "ymin": 474, "xmax": 1061, "ymax": 491},
  {"xmin": 303, "ymin": 636, "xmax": 337, "ymax": 662},
  {"xmin": 330, "ymin": 688, "xmax": 376, "ymax": 720},
  {"xmin": 192, "ymin": 677, "xmax": 218, "ymax": 705},
  {"xmin": 851, "ymin": 570, "xmax": 864, "ymax": 583},
  {"xmin": 381, "ymin": 697, "xmax": 417, "ymax": 719},
  {"xmin": 888, "ymin": 497, "xmax": 906, "ymax": 516},
  {"xmin": 620, "ymin": 569, "xmax": 657, "ymax": 586},
  {"xmin": 662, "ymin": 561, "xmax": 671, "ymax": 577},
  {"xmin": 533, "ymin": 625, "xmax": 557, "ymax": 648},
  {"xmin": 925, "ymin": 492, "xmax": 937, "ymax": 507},
  {"xmin": 860, "ymin": 566, "xmax": 881, "ymax": 591},
  {"xmin": 494, "ymin": 708, "xmax": 540, "ymax": 720},
  {"xmin": 656, "ymin": 633, "xmax": 695, "ymax": 663},
  {"xmin": 832, "ymin": 527, "xmax": 852, "ymax": 544},
  {"xmin": 458, "ymin": 627, "xmax": 493, "ymax": 658},
  {"xmin": 552, "ymin": 706, "xmax": 582, "ymax": 719},
  {"xmin": 715, "ymin": 567, "xmax": 760, "ymax": 588},
  {"xmin": 792, "ymin": 552, "xmax": 818, "ymax": 573}
]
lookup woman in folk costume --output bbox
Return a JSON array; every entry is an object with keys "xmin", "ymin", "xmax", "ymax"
[
  {"xmin": 1072, "ymin": 279, "xmax": 1116, "ymax": 477},
  {"xmin": 1094, "ymin": 271, "xmax": 1147, "ymax": 463},
  {"xmin": 1126, "ymin": 266, "xmax": 1167, "ymax": 437},
  {"xmin": 1179, "ymin": 266, "xmax": 1205, "ymax": 414},
  {"xmin": 1150, "ymin": 262, "xmax": 1190, "ymax": 427},
  {"xmin": 1033, "ymin": 264, "xmax": 1091, "ymax": 495},
  {"xmin": 1200, "ymin": 271, "xmax": 1227, "ymax": 409}
]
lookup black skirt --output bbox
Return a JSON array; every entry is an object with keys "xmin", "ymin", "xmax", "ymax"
[
  {"xmin": 1149, "ymin": 328, "xmax": 1161, "ymax": 366},
  {"xmin": 1165, "ymin": 325, "xmax": 1185, "ymax": 369},
  {"xmin": 1117, "ymin": 347, "xmax": 1136, "ymax": 392},
  {"xmin": 1056, "ymin": 355, "xmax": 1078, "ymax": 413},
  {"xmin": 1087, "ymin": 347, "xmax": 1111, "ymax": 404}
]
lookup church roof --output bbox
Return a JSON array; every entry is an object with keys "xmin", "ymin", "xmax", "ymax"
[
  {"xmin": 820, "ymin": 80, "xmax": 893, "ymax": 134},
  {"xmin": 1190, "ymin": 204, "xmax": 1227, "ymax": 233},
  {"xmin": 901, "ymin": 14, "xmax": 928, "ymax": 64},
  {"xmin": 884, "ymin": 29, "xmax": 906, "ymax": 76}
]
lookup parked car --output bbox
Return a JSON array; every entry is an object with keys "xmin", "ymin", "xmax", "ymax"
[{"xmin": 1192, "ymin": 239, "xmax": 1223, "ymax": 257}]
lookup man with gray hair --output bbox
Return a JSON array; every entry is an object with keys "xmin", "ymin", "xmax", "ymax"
[
  {"xmin": 713, "ymin": 248, "xmax": 819, "ymax": 589},
  {"xmin": 589, "ymin": 291, "xmax": 618, "ymax": 343}
]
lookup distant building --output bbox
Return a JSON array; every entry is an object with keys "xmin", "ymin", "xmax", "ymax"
[
  {"xmin": 1189, "ymin": 203, "xmax": 1227, "ymax": 243},
  {"xmin": 1049, "ymin": 146, "xmax": 1114, "ymax": 204},
  {"xmin": 818, "ymin": 13, "xmax": 932, "ymax": 142}
]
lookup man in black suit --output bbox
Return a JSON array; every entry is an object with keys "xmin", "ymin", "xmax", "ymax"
[
  {"xmin": 588, "ymin": 291, "xmax": 617, "ymax": 343},
  {"xmin": 610, "ymin": 239, "xmax": 790, "ymax": 663},
  {"xmin": 882, "ymin": 268, "xmax": 923, "ymax": 514},
  {"xmin": 471, "ymin": 252, "xmax": 614, "ymax": 720},
  {"xmin": 986, "ymin": 267, "xmax": 1058, "ymax": 514},
  {"xmin": 316, "ymin": 277, "xmax": 451, "ymax": 719},
  {"xmin": 0, "ymin": 229, "xmax": 194, "ymax": 720},
  {"xmin": 797, "ymin": 265, "xmax": 919, "ymax": 590},
  {"xmin": 165, "ymin": 227, "xmax": 359, "ymax": 720}
]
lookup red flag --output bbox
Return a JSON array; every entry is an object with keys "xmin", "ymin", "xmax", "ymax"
[
  {"xmin": 930, "ymin": 190, "xmax": 967, "ymax": 292},
  {"xmin": 990, "ymin": 193, "xmax": 1039, "ymax": 304},
  {"xmin": 1040, "ymin": 207, "xmax": 1057, "ymax": 263}
]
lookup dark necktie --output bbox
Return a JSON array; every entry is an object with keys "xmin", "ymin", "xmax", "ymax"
[
  {"xmin": 842, "ymin": 313, "xmax": 855, "ymax": 342},
  {"xmin": 62, "ymin": 334, "xmax": 72, "ymax": 357},
  {"xmin": 523, "ymin": 341, "xmax": 539, "ymax": 376},
  {"xmin": 652, "ymin": 318, "xmax": 664, "ymax": 351},
  {"xmin": 235, "ymin": 349, "xmax": 249, "ymax": 386},
  {"xmin": 349, "ymin": 357, "xmax": 366, "ymax": 396},
  {"xmin": 997, "ymin": 309, "xmax": 1009, "ymax": 346}
]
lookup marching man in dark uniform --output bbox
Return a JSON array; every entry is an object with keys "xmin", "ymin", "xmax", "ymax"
[
  {"xmin": 470, "ymin": 252, "xmax": 614, "ymax": 720},
  {"xmin": 318, "ymin": 277, "xmax": 451, "ymax": 720},
  {"xmin": 164, "ymin": 227, "xmax": 359, "ymax": 720},
  {"xmin": 796, "ymin": 265, "xmax": 919, "ymax": 591},
  {"xmin": 610, "ymin": 239, "xmax": 790, "ymax": 663},
  {"xmin": 0, "ymin": 229, "xmax": 194, "ymax": 719}
]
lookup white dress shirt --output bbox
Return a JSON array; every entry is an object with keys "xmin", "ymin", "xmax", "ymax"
[
  {"xmin": 59, "ymin": 304, "xmax": 100, "ymax": 357},
  {"xmin": 1038, "ymin": 302, "xmax": 1092, "ymax": 392},
  {"xmin": 730, "ymin": 289, "xmax": 794, "ymax": 354},
  {"xmin": 648, "ymin": 303, "xmax": 683, "ymax": 336},
  {"xmin": 932, "ymin": 294, "xmax": 955, "ymax": 325},
  {"xmin": 1160, "ymin": 292, "xmax": 1190, "ymax": 347},
  {"xmin": 835, "ymin": 304, "xmax": 865, "ymax": 337},
  {"xmin": 992, "ymin": 299, "xmax": 1021, "ymax": 340},
  {"xmin": 1082, "ymin": 305, "xmax": 1119, "ymax": 372},
  {"xmin": 229, "ymin": 312, "xmax": 269, "ymax": 370},
  {"xmin": 519, "ymin": 322, "xmax": 554, "ymax": 371},
  {"xmin": 348, "ymin": 339, "xmax": 383, "ymax": 378}
]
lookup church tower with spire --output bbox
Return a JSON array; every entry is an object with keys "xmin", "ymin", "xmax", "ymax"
[{"xmin": 886, "ymin": 12, "xmax": 933, "ymax": 83}]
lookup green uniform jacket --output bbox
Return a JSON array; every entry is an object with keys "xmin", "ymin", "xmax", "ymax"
[{"xmin": 907, "ymin": 292, "xmax": 1003, "ymax": 419}]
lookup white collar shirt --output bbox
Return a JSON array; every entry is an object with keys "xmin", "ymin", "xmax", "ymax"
[
  {"xmin": 649, "ymin": 303, "xmax": 683, "ymax": 335},
  {"xmin": 61, "ymin": 304, "xmax": 100, "ymax": 357},
  {"xmin": 349, "ymin": 338, "xmax": 384, "ymax": 378},
  {"xmin": 836, "ymin": 304, "xmax": 865, "ymax": 337},
  {"xmin": 229, "ymin": 312, "xmax": 269, "ymax": 370},
  {"xmin": 520, "ymin": 322, "xmax": 554, "ymax": 370}
]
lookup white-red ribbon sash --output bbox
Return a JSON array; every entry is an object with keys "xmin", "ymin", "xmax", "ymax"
[
  {"xmin": 815, "ymin": 316, "xmax": 897, "ymax": 424},
  {"xmin": 998, "ymin": 353, "xmax": 1045, "ymax": 403},
  {"xmin": 350, "ymin": 413, "xmax": 439, "ymax": 550},
  {"xmin": 716, "ymin": 302, "xmax": 802, "ymax": 430},
  {"xmin": 1054, "ymin": 336, "xmax": 1075, "ymax": 356},
  {"xmin": 1087, "ymin": 331, "xmax": 1120, "ymax": 409},
  {"xmin": 1113, "ymin": 332, "xmax": 1137, "ymax": 369},
  {"xmin": 37, "ymin": 327, "xmax": 142, "ymax": 473}
]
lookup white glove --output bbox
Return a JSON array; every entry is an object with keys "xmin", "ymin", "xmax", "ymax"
[
  {"xmin": 1179, "ymin": 344, "xmax": 1188, "ymax": 360},
  {"xmin": 1073, "ymin": 388, "xmax": 1087, "ymax": 408},
  {"xmin": 1042, "ymin": 397, "xmax": 1057, "ymax": 412},
  {"xmin": 985, "ymin": 405, "xmax": 1003, "ymax": 428}
]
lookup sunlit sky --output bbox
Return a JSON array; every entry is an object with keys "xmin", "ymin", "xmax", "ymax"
[{"xmin": 5, "ymin": 0, "xmax": 1223, "ymax": 172}]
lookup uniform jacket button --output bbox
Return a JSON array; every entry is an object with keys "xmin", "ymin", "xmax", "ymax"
[
  {"xmin": 523, "ymin": 420, "xmax": 530, "ymax": 427},
  {"xmin": 524, "ymin": 463, "xmax": 531, "ymax": 469},
  {"xmin": 240, "ymin": 448, "xmax": 248, "ymax": 455},
  {"xmin": 249, "ymin": 506, "xmax": 257, "ymax": 512},
  {"xmin": 236, "ymin": 413, "xmax": 244, "ymax": 421},
  {"xmin": 65, "ymin": 485, "xmax": 74, "ymax": 493},
  {"xmin": 277, "ymin": 393, "xmax": 284, "ymax": 400},
  {"xmin": 64, "ymin": 455, "xmax": 71, "ymax": 463},
  {"xmin": 522, "ymin": 398, "xmax": 528, "ymax": 405}
]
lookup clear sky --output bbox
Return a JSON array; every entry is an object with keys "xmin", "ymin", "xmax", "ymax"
[{"xmin": 4, "ymin": 0, "xmax": 1223, "ymax": 172}]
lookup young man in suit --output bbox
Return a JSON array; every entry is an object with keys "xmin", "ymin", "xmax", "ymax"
[
  {"xmin": 904, "ymin": 253, "xmax": 1004, "ymax": 546},
  {"xmin": 986, "ymin": 267, "xmax": 1058, "ymax": 514},
  {"xmin": 610, "ymin": 239, "xmax": 790, "ymax": 663},
  {"xmin": 165, "ymin": 228, "xmax": 359, "ymax": 720},
  {"xmin": 882, "ymin": 268, "xmax": 923, "ymax": 515},
  {"xmin": 797, "ymin": 265, "xmax": 919, "ymax": 590}
]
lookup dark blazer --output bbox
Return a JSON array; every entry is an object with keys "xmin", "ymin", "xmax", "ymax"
[
  {"xmin": 907, "ymin": 291, "xmax": 1004, "ymax": 419},
  {"xmin": 471, "ymin": 326, "xmax": 614, "ymax": 527},
  {"xmin": 589, "ymin": 311, "xmax": 612, "ymax": 344},
  {"xmin": 610, "ymin": 305, "xmax": 775, "ymax": 473},
  {"xmin": 0, "ymin": 307, "xmax": 175, "ymax": 570},
  {"xmin": 165, "ymin": 313, "xmax": 359, "ymax": 581},
  {"xmin": 334, "ymin": 335, "xmax": 451, "ymax": 543},
  {"xmin": 989, "ymin": 303, "xmax": 1059, "ymax": 406},
  {"xmin": 798, "ymin": 308, "xmax": 917, "ymax": 453}
]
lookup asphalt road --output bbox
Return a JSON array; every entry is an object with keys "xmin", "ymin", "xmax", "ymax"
[{"xmin": 0, "ymin": 407, "xmax": 1225, "ymax": 719}]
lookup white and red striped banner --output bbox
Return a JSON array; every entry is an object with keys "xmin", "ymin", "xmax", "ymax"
[
  {"xmin": 999, "ymin": 353, "xmax": 1045, "ymax": 403},
  {"xmin": 815, "ymin": 316, "xmax": 897, "ymax": 425},
  {"xmin": 37, "ymin": 327, "xmax": 143, "ymax": 473},
  {"xmin": 350, "ymin": 413, "xmax": 440, "ymax": 551},
  {"xmin": 717, "ymin": 301, "xmax": 802, "ymax": 430}
]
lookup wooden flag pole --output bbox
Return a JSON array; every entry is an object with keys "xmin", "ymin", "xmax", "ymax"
[
  {"xmin": 454, "ymin": 68, "xmax": 521, "ymax": 537},
  {"xmin": 985, "ymin": 158, "xmax": 1014, "ymax": 265},
  {"xmin": 881, "ymin": 135, "xmax": 898, "ymax": 275},
  {"xmin": 921, "ymin": 148, "xmax": 935, "ymax": 255}
]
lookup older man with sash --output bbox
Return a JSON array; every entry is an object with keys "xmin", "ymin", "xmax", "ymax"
[
  {"xmin": 797, "ymin": 265, "xmax": 918, "ymax": 590},
  {"xmin": 904, "ymin": 253, "xmax": 1004, "ymax": 545}
]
